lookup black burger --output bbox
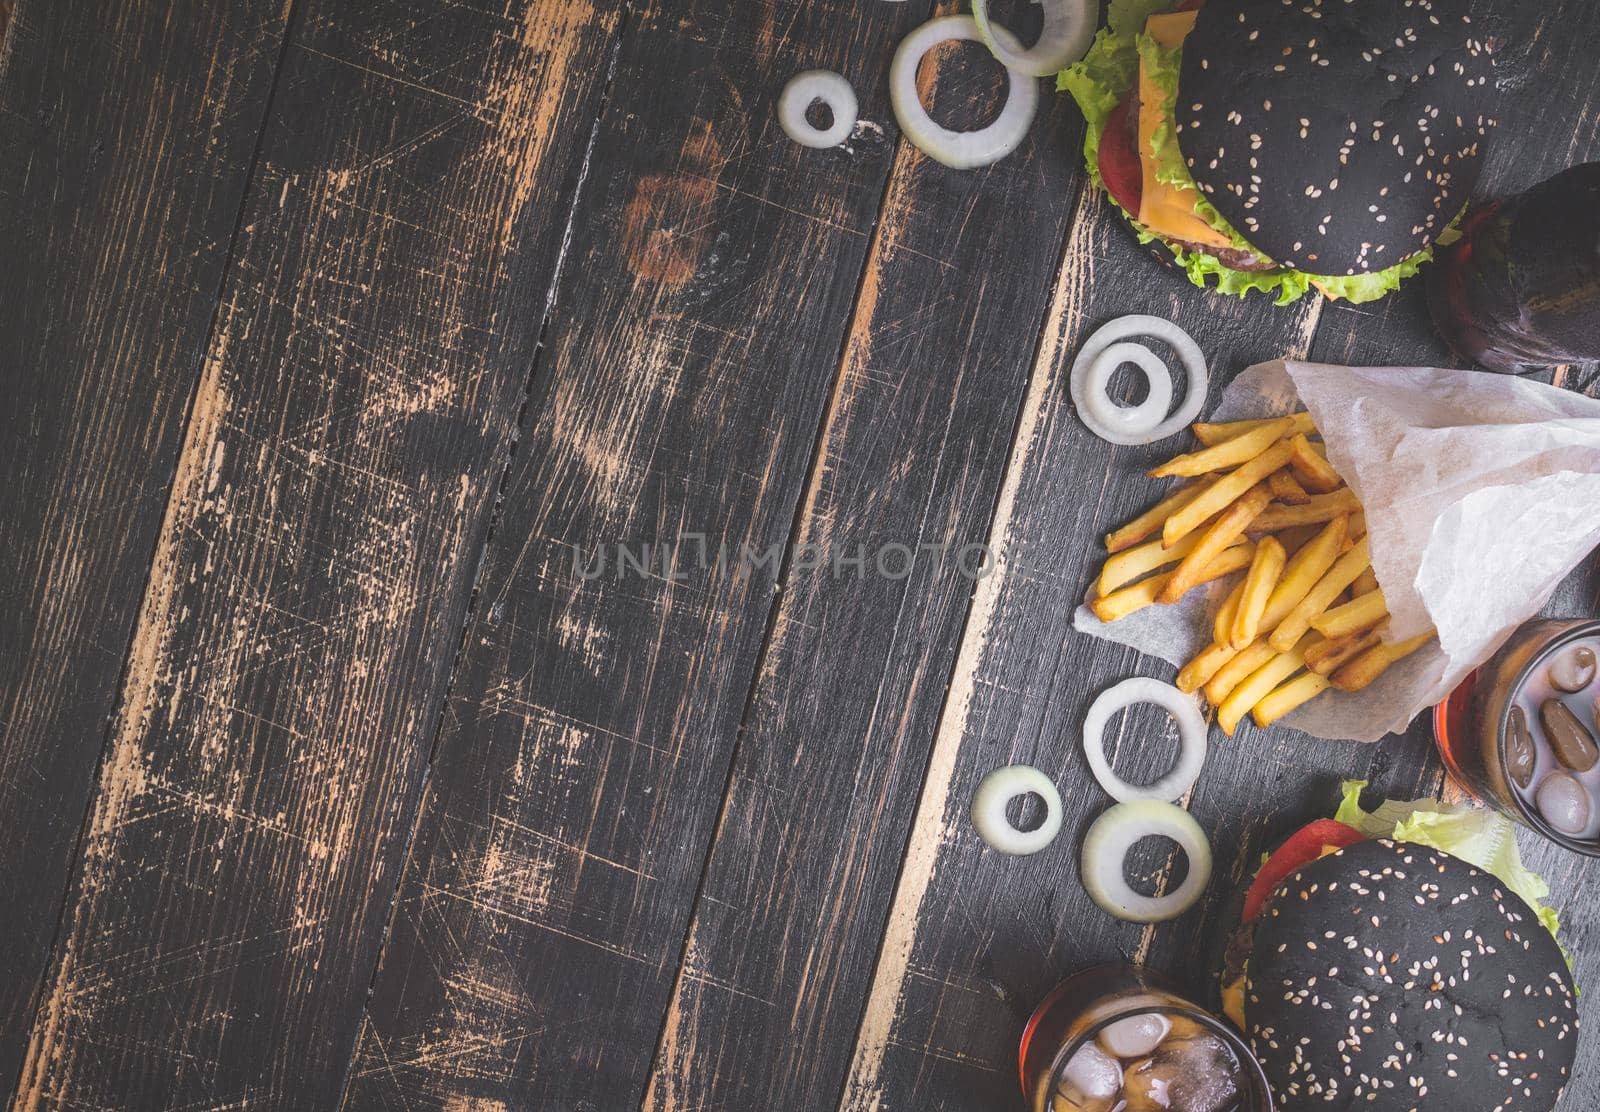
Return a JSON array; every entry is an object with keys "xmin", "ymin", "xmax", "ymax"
[
  {"xmin": 1061, "ymin": 0, "xmax": 1499, "ymax": 305},
  {"xmin": 1220, "ymin": 784, "xmax": 1578, "ymax": 1111}
]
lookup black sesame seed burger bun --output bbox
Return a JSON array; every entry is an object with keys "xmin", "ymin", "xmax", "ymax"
[
  {"xmin": 1244, "ymin": 838, "xmax": 1578, "ymax": 1112},
  {"xmin": 1059, "ymin": 0, "xmax": 1500, "ymax": 305},
  {"xmin": 1178, "ymin": 0, "xmax": 1497, "ymax": 278}
]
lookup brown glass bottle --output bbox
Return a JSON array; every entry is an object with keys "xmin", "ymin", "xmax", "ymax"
[{"xmin": 1427, "ymin": 162, "xmax": 1600, "ymax": 374}]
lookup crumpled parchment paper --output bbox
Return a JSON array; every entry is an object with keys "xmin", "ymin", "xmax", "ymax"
[{"xmin": 1074, "ymin": 360, "xmax": 1600, "ymax": 741}]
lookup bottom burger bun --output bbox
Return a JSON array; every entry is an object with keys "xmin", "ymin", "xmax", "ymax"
[{"xmin": 1242, "ymin": 838, "xmax": 1577, "ymax": 1111}]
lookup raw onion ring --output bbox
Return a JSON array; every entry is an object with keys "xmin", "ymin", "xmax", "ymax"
[
  {"xmin": 1081, "ymin": 801, "xmax": 1213, "ymax": 923},
  {"xmin": 1082, "ymin": 677, "xmax": 1209, "ymax": 804},
  {"xmin": 971, "ymin": 764, "xmax": 1063, "ymax": 856},
  {"xmin": 890, "ymin": 16, "xmax": 1039, "ymax": 170},
  {"xmin": 973, "ymin": 0, "xmax": 1096, "ymax": 77},
  {"xmin": 1069, "ymin": 315, "xmax": 1208, "ymax": 445},
  {"xmin": 1082, "ymin": 342, "xmax": 1174, "ymax": 439},
  {"xmin": 779, "ymin": 70, "xmax": 858, "ymax": 149}
]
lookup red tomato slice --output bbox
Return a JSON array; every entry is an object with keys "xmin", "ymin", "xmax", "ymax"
[
  {"xmin": 1242, "ymin": 820, "xmax": 1365, "ymax": 922},
  {"xmin": 1099, "ymin": 94, "xmax": 1143, "ymax": 215}
]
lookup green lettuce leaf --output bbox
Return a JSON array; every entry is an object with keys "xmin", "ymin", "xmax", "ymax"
[
  {"xmin": 1168, "ymin": 245, "xmax": 1312, "ymax": 305},
  {"xmin": 1335, "ymin": 780, "xmax": 1563, "ymax": 943},
  {"xmin": 1057, "ymin": 0, "xmax": 1174, "ymax": 191},
  {"xmin": 1312, "ymin": 250, "xmax": 1434, "ymax": 301}
]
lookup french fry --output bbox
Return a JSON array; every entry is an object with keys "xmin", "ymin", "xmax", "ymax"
[
  {"xmin": 1217, "ymin": 635, "xmax": 1322, "ymax": 736},
  {"xmin": 1288, "ymin": 433, "xmax": 1343, "ymax": 493},
  {"xmin": 1352, "ymin": 567, "xmax": 1380, "ymax": 597},
  {"xmin": 1275, "ymin": 524, "xmax": 1322, "ymax": 555},
  {"xmin": 1252, "ymin": 671, "xmax": 1333, "ymax": 728},
  {"xmin": 1091, "ymin": 544, "xmax": 1255, "ymax": 623},
  {"xmin": 1105, "ymin": 481, "xmax": 1205, "ymax": 553},
  {"xmin": 1178, "ymin": 641, "xmax": 1241, "ymax": 694},
  {"xmin": 1331, "ymin": 629, "xmax": 1437, "ymax": 692},
  {"xmin": 1098, "ymin": 531, "xmax": 1247, "ymax": 597},
  {"xmin": 1214, "ymin": 580, "xmax": 1245, "ymax": 645},
  {"xmin": 1204, "ymin": 639, "xmax": 1278, "ymax": 706},
  {"xmin": 1311, "ymin": 588, "xmax": 1388, "ymax": 639},
  {"xmin": 1258, "ymin": 515, "xmax": 1349, "ymax": 632},
  {"xmin": 1191, "ymin": 411, "xmax": 1316, "ymax": 447},
  {"xmin": 1150, "ymin": 417, "xmax": 1298, "ymax": 479},
  {"xmin": 1159, "ymin": 484, "xmax": 1273, "ymax": 603},
  {"xmin": 1306, "ymin": 626, "xmax": 1386, "ymax": 676},
  {"xmin": 1094, "ymin": 408, "xmax": 1406, "ymax": 732},
  {"xmin": 1269, "ymin": 537, "xmax": 1372, "ymax": 651},
  {"xmin": 1231, "ymin": 536, "xmax": 1286, "ymax": 648},
  {"xmin": 1249, "ymin": 488, "xmax": 1361, "ymax": 532},
  {"xmin": 1268, "ymin": 469, "xmax": 1312, "ymax": 506},
  {"xmin": 1163, "ymin": 442, "xmax": 1294, "ymax": 548}
]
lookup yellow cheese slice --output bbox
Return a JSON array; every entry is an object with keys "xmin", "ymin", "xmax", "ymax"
[
  {"xmin": 1137, "ymin": 11, "xmax": 1235, "ymax": 252},
  {"xmin": 1145, "ymin": 8, "xmax": 1197, "ymax": 49}
]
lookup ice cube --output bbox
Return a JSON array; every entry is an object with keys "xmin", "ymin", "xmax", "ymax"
[
  {"xmin": 1540, "ymin": 698, "xmax": 1599, "ymax": 772},
  {"xmin": 1059, "ymin": 1042, "xmax": 1124, "ymax": 1104},
  {"xmin": 1149, "ymin": 1033, "xmax": 1242, "ymax": 1112},
  {"xmin": 1536, "ymin": 770, "xmax": 1592, "ymax": 836},
  {"xmin": 1506, "ymin": 706, "xmax": 1537, "ymax": 789},
  {"xmin": 1098, "ymin": 1012, "xmax": 1172, "ymax": 1059},
  {"xmin": 1121, "ymin": 1058, "xmax": 1172, "ymax": 1111},
  {"xmin": 1162, "ymin": 1015, "xmax": 1208, "ymax": 1041},
  {"xmin": 1550, "ymin": 646, "xmax": 1597, "ymax": 693}
]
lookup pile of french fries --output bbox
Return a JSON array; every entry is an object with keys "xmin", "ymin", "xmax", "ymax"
[{"xmin": 1090, "ymin": 411, "xmax": 1436, "ymax": 736}]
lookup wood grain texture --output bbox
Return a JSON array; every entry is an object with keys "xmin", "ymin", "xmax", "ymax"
[
  {"xmin": 640, "ymin": 20, "xmax": 1085, "ymax": 1111},
  {"xmin": 340, "ymin": 2, "xmax": 924, "ymax": 1108},
  {"xmin": 9, "ymin": 1, "xmax": 622, "ymax": 1107},
  {"xmin": 0, "ymin": 0, "xmax": 289, "ymax": 1093}
]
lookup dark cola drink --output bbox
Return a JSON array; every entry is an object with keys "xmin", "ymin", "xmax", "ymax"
[
  {"xmin": 1020, "ymin": 965, "xmax": 1273, "ymax": 1112},
  {"xmin": 1426, "ymin": 162, "xmax": 1600, "ymax": 374},
  {"xmin": 1435, "ymin": 619, "xmax": 1600, "ymax": 857}
]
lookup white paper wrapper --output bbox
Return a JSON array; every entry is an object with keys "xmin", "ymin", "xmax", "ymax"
[{"xmin": 1075, "ymin": 361, "xmax": 1600, "ymax": 742}]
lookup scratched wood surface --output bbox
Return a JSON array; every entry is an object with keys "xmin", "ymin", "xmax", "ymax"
[
  {"xmin": 0, "ymin": 0, "xmax": 291, "ymax": 1093},
  {"xmin": 0, "ymin": 0, "xmax": 623, "ymax": 1106},
  {"xmin": 1, "ymin": 0, "xmax": 1598, "ymax": 1109},
  {"xmin": 637, "ymin": 10, "xmax": 1084, "ymax": 1108},
  {"xmin": 341, "ymin": 1, "xmax": 925, "ymax": 1107}
]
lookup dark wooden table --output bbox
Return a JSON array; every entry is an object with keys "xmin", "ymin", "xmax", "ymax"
[{"xmin": 2, "ymin": 1, "xmax": 1597, "ymax": 1109}]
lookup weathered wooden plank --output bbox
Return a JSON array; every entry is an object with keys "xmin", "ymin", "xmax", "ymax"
[
  {"xmin": 638, "ymin": 22, "xmax": 1086, "ymax": 1111},
  {"xmin": 339, "ymin": 2, "xmax": 923, "ymax": 1108},
  {"xmin": 0, "ymin": 0, "xmax": 289, "ymax": 1093},
  {"xmin": 10, "ymin": 2, "xmax": 622, "ymax": 1107}
]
